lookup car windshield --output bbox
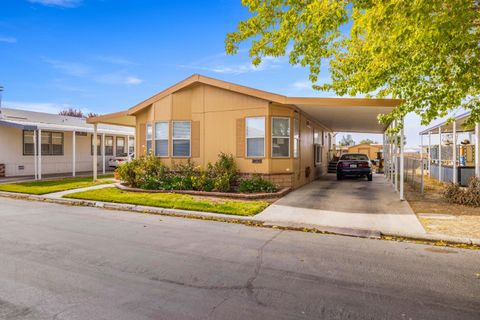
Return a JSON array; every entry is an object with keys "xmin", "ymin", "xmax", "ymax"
[{"xmin": 340, "ymin": 154, "xmax": 369, "ymax": 161}]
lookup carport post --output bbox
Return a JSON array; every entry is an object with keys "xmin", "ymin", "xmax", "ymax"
[
  {"xmin": 394, "ymin": 121, "xmax": 398, "ymax": 191},
  {"xmin": 93, "ymin": 124, "xmax": 98, "ymax": 181},
  {"xmin": 476, "ymin": 123, "xmax": 480, "ymax": 178},
  {"xmin": 428, "ymin": 131, "xmax": 431, "ymax": 175},
  {"xmin": 38, "ymin": 129, "xmax": 42, "ymax": 180},
  {"xmin": 400, "ymin": 118, "xmax": 405, "ymax": 201},
  {"xmin": 438, "ymin": 126, "xmax": 442, "ymax": 182},
  {"xmin": 102, "ymin": 133, "xmax": 106, "ymax": 175},
  {"xmin": 452, "ymin": 121, "xmax": 457, "ymax": 184},
  {"xmin": 72, "ymin": 130, "xmax": 76, "ymax": 177},
  {"xmin": 33, "ymin": 130, "xmax": 37, "ymax": 180},
  {"xmin": 382, "ymin": 132, "xmax": 386, "ymax": 176}
]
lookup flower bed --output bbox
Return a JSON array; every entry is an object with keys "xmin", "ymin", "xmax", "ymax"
[{"xmin": 116, "ymin": 153, "xmax": 286, "ymax": 199}]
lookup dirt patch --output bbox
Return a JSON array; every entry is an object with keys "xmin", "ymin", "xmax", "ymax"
[{"xmin": 405, "ymin": 176, "xmax": 480, "ymax": 239}]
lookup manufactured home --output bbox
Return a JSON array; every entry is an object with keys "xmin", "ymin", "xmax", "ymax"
[
  {"xmin": 0, "ymin": 108, "xmax": 134, "ymax": 178},
  {"xmin": 88, "ymin": 74, "xmax": 401, "ymax": 189}
]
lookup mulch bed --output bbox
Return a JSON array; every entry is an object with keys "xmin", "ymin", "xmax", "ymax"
[{"xmin": 115, "ymin": 183, "xmax": 290, "ymax": 200}]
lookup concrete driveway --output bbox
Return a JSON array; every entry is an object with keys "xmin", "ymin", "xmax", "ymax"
[{"xmin": 256, "ymin": 174, "xmax": 425, "ymax": 235}]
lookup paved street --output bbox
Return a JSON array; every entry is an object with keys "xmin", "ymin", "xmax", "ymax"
[{"xmin": 0, "ymin": 198, "xmax": 479, "ymax": 320}]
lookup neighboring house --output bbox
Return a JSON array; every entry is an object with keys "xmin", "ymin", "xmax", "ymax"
[
  {"xmin": 347, "ymin": 143, "xmax": 382, "ymax": 160},
  {"xmin": 89, "ymin": 74, "xmax": 401, "ymax": 189},
  {"xmin": 0, "ymin": 108, "xmax": 134, "ymax": 178}
]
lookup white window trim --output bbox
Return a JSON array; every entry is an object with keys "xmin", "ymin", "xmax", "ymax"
[
  {"xmin": 146, "ymin": 123, "xmax": 153, "ymax": 155},
  {"xmin": 245, "ymin": 116, "xmax": 266, "ymax": 158},
  {"xmin": 172, "ymin": 120, "xmax": 191, "ymax": 158},
  {"xmin": 314, "ymin": 144, "xmax": 323, "ymax": 165},
  {"xmin": 293, "ymin": 117, "xmax": 299, "ymax": 159},
  {"xmin": 271, "ymin": 116, "xmax": 291, "ymax": 158},
  {"xmin": 154, "ymin": 121, "xmax": 169, "ymax": 158}
]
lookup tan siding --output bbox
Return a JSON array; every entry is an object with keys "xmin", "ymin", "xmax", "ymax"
[
  {"xmin": 191, "ymin": 121, "xmax": 200, "ymax": 158},
  {"xmin": 236, "ymin": 118, "xmax": 245, "ymax": 158},
  {"xmin": 138, "ymin": 122, "xmax": 146, "ymax": 156}
]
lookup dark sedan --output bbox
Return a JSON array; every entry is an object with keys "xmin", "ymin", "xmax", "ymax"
[{"xmin": 336, "ymin": 153, "xmax": 373, "ymax": 181}]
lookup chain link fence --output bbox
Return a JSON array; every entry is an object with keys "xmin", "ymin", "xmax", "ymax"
[{"xmin": 403, "ymin": 157, "xmax": 425, "ymax": 193}]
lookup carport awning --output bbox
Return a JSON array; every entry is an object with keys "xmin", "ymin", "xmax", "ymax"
[{"xmin": 287, "ymin": 97, "xmax": 401, "ymax": 133}]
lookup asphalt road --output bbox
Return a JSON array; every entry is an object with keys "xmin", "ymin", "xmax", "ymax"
[{"xmin": 0, "ymin": 197, "xmax": 479, "ymax": 320}]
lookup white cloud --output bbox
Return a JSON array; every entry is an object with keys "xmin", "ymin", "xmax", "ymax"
[
  {"xmin": 28, "ymin": 0, "xmax": 82, "ymax": 8},
  {"xmin": 44, "ymin": 58, "xmax": 91, "ymax": 77},
  {"xmin": 44, "ymin": 58, "xmax": 143, "ymax": 86},
  {"xmin": 292, "ymin": 80, "xmax": 312, "ymax": 90},
  {"xmin": 0, "ymin": 37, "xmax": 17, "ymax": 44},
  {"xmin": 124, "ymin": 76, "xmax": 143, "ymax": 85},
  {"xmin": 94, "ymin": 56, "xmax": 134, "ymax": 66},
  {"xmin": 176, "ymin": 53, "xmax": 286, "ymax": 75},
  {"xmin": 95, "ymin": 73, "xmax": 143, "ymax": 86}
]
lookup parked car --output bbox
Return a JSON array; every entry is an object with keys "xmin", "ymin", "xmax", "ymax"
[
  {"xmin": 108, "ymin": 153, "xmax": 134, "ymax": 168},
  {"xmin": 336, "ymin": 153, "xmax": 373, "ymax": 181}
]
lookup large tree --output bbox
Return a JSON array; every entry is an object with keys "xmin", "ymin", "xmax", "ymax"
[{"xmin": 225, "ymin": 0, "xmax": 480, "ymax": 129}]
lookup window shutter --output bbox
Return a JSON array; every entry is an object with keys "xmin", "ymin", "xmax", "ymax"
[
  {"xmin": 139, "ymin": 123, "xmax": 146, "ymax": 156},
  {"xmin": 236, "ymin": 118, "xmax": 245, "ymax": 158},
  {"xmin": 191, "ymin": 121, "xmax": 200, "ymax": 158}
]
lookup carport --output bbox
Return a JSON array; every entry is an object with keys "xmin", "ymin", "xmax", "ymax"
[
  {"xmin": 287, "ymin": 97, "xmax": 406, "ymax": 200},
  {"xmin": 256, "ymin": 98, "xmax": 424, "ymax": 235}
]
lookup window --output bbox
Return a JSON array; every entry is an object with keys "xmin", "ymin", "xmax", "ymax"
[
  {"xmin": 172, "ymin": 121, "xmax": 191, "ymax": 157},
  {"xmin": 246, "ymin": 117, "xmax": 265, "ymax": 157},
  {"xmin": 116, "ymin": 137, "xmax": 125, "ymax": 155},
  {"xmin": 155, "ymin": 122, "xmax": 169, "ymax": 157},
  {"xmin": 129, "ymin": 136, "xmax": 135, "ymax": 154},
  {"xmin": 24, "ymin": 130, "xmax": 64, "ymax": 156},
  {"xmin": 314, "ymin": 144, "xmax": 323, "ymax": 165},
  {"xmin": 293, "ymin": 117, "xmax": 299, "ymax": 158},
  {"xmin": 105, "ymin": 136, "xmax": 114, "ymax": 156},
  {"xmin": 314, "ymin": 129, "xmax": 323, "ymax": 145},
  {"xmin": 91, "ymin": 135, "xmax": 102, "ymax": 155},
  {"xmin": 146, "ymin": 123, "xmax": 153, "ymax": 155},
  {"xmin": 271, "ymin": 117, "xmax": 290, "ymax": 157},
  {"xmin": 51, "ymin": 132, "xmax": 63, "ymax": 155},
  {"xmin": 23, "ymin": 130, "xmax": 35, "ymax": 155}
]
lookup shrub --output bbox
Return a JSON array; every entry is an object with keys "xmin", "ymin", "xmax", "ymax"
[
  {"xmin": 239, "ymin": 175, "xmax": 278, "ymax": 193},
  {"xmin": 209, "ymin": 153, "xmax": 238, "ymax": 192},
  {"xmin": 117, "ymin": 152, "xmax": 240, "ymax": 192},
  {"xmin": 117, "ymin": 155, "xmax": 169, "ymax": 189},
  {"xmin": 443, "ymin": 177, "xmax": 480, "ymax": 207}
]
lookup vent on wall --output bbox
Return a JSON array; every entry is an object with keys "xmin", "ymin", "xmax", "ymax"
[{"xmin": 18, "ymin": 165, "xmax": 24, "ymax": 170}]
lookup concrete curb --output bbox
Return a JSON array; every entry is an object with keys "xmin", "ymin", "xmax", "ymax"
[{"xmin": 0, "ymin": 190, "xmax": 479, "ymax": 247}]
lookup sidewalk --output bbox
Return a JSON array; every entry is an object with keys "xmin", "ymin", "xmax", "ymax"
[{"xmin": 0, "ymin": 184, "xmax": 479, "ymax": 247}]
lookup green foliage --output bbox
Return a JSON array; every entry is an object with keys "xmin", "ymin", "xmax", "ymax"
[
  {"xmin": 239, "ymin": 175, "xmax": 279, "ymax": 193},
  {"xmin": 0, "ymin": 175, "xmax": 113, "ymax": 195},
  {"xmin": 117, "ymin": 153, "xmax": 239, "ymax": 192},
  {"xmin": 359, "ymin": 139, "xmax": 377, "ymax": 145},
  {"xmin": 443, "ymin": 177, "xmax": 480, "ymax": 207},
  {"xmin": 226, "ymin": 0, "xmax": 480, "ymax": 128},
  {"xmin": 64, "ymin": 187, "xmax": 269, "ymax": 216}
]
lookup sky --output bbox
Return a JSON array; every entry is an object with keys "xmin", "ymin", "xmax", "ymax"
[{"xmin": 0, "ymin": 0, "xmax": 459, "ymax": 149}]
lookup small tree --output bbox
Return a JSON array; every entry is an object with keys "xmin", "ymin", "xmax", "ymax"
[
  {"xmin": 59, "ymin": 108, "xmax": 84, "ymax": 118},
  {"xmin": 359, "ymin": 139, "xmax": 378, "ymax": 145},
  {"xmin": 338, "ymin": 134, "xmax": 355, "ymax": 147}
]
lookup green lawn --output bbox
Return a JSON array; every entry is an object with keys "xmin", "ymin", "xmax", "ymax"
[
  {"xmin": 0, "ymin": 175, "xmax": 114, "ymax": 195},
  {"xmin": 64, "ymin": 187, "xmax": 268, "ymax": 216}
]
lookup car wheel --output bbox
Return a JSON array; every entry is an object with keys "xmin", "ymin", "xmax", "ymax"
[
  {"xmin": 337, "ymin": 174, "xmax": 343, "ymax": 181},
  {"xmin": 367, "ymin": 174, "xmax": 373, "ymax": 181}
]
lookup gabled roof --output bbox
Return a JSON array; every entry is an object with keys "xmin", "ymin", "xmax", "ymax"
[
  {"xmin": 0, "ymin": 108, "xmax": 134, "ymax": 135},
  {"xmin": 126, "ymin": 74, "xmax": 402, "ymax": 116},
  {"xmin": 89, "ymin": 74, "xmax": 403, "ymax": 133}
]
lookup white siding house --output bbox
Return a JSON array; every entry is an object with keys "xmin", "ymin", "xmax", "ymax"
[{"xmin": 0, "ymin": 108, "xmax": 134, "ymax": 178}]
